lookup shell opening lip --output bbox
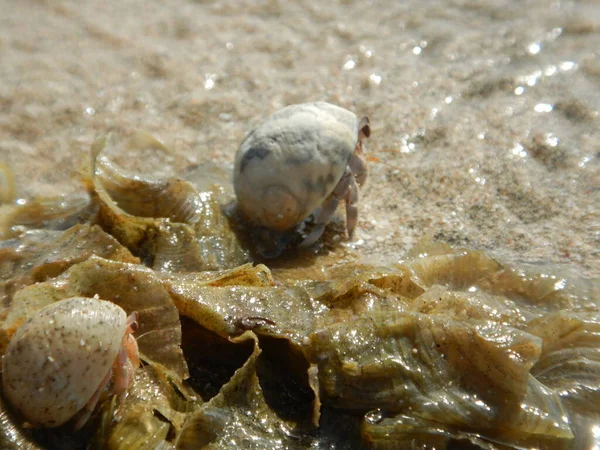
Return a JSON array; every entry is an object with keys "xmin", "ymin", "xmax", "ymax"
[
  {"xmin": 241, "ymin": 185, "xmax": 301, "ymax": 232},
  {"xmin": 359, "ymin": 116, "xmax": 371, "ymax": 138}
]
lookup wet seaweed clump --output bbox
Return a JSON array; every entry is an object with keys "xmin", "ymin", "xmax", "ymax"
[{"xmin": 0, "ymin": 132, "xmax": 598, "ymax": 449}]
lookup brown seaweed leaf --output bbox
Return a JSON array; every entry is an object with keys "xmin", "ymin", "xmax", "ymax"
[
  {"xmin": 477, "ymin": 263, "xmax": 600, "ymax": 312},
  {"xmin": 91, "ymin": 133, "xmax": 249, "ymax": 271},
  {"xmin": 308, "ymin": 310, "xmax": 573, "ymax": 446},
  {"xmin": 158, "ymin": 248, "xmax": 598, "ymax": 448},
  {"xmin": 297, "ymin": 263, "xmax": 417, "ymax": 307},
  {"xmin": 161, "ymin": 263, "xmax": 325, "ymax": 346},
  {"xmin": 0, "ymin": 224, "xmax": 139, "ymax": 327},
  {"xmin": 163, "ymin": 260, "xmax": 426, "ymax": 346},
  {"xmin": 361, "ymin": 413, "xmax": 566, "ymax": 450},
  {"xmin": 1, "ymin": 255, "xmax": 188, "ymax": 381},
  {"xmin": 176, "ymin": 332, "xmax": 303, "ymax": 450},
  {"xmin": 408, "ymin": 284, "xmax": 538, "ymax": 328},
  {"xmin": 402, "ymin": 245, "xmax": 503, "ymax": 291},
  {"xmin": 93, "ymin": 365, "xmax": 200, "ymax": 450},
  {"xmin": 302, "ymin": 250, "xmax": 500, "ymax": 307},
  {"xmin": 0, "ymin": 192, "xmax": 97, "ymax": 240},
  {"xmin": 528, "ymin": 312, "xmax": 600, "ymax": 449},
  {"xmin": 406, "ymin": 241, "xmax": 599, "ymax": 311},
  {"xmin": 1, "ymin": 230, "xmax": 60, "ymax": 319},
  {"xmin": 159, "ymin": 262, "xmax": 275, "ymax": 292}
]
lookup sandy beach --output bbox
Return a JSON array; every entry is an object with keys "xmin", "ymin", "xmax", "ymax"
[{"xmin": 1, "ymin": 0, "xmax": 598, "ymax": 276}]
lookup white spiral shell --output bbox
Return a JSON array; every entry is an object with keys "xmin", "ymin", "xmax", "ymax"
[
  {"xmin": 2, "ymin": 297, "xmax": 128, "ymax": 427},
  {"xmin": 234, "ymin": 102, "xmax": 360, "ymax": 231}
]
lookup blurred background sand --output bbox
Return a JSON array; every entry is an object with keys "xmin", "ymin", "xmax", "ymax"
[{"xmin": 1, "ymin": 0, "xmax": 598, "ymax": 275}]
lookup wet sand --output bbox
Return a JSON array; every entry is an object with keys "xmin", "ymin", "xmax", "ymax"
[{"xmin": 1, "ymin": 0, "xmax": 599, "ymax": 276}]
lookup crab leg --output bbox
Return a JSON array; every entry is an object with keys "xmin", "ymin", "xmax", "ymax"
[
  {"xmin": 300, "ymin": 166, "xmax": 356, "ymax": 247},
  {"xmin": 349, "ymin": 151, "xmax": 368, "ymax": 188},
  {"xmin": 112, "ymin": 346, "xmax": 134, "ymax": 395},
  {"xmin": 111, "ymin": 312, "xmax": 140, "ymax": 395},
  {"xmin": 345, "ymin": 176, "xmax": 360, "ymax": 239},
  {"xmin": 124, "ymin": 312, "xmax": 140, "ymax": 368}
]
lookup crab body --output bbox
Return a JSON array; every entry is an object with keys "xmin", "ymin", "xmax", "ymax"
[
  {"xmin": 2, "ymin": 297, "xmax": 139, "ymax": 428},
  {"xmin": 234, "ymin": 102, "xmax": 370, "ymax": 247}
]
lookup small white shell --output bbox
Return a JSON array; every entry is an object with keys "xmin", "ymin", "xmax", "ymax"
[
  {"xmin": 2, "ymin": 297, "xmax": 128, "ymax": 427},
  {"xmin": 234, "ymin": 102, "xmax": 360, "ymax": 231}
]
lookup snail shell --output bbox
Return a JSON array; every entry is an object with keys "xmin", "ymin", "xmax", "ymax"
[
  {"xmin": 234, "ymin": 102, "xmax": 360, "ymax": 231},
  {"xmin": 2, "ymin": 297, "xmax": 130, "ymax": 428}
]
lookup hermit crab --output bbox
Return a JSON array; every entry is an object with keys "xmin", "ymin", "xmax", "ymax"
[
  {"xmin": 2, "ymin": 297, "xmax": 140, "ymax": 429},
  {"xmin": 234, "ymin": 102, "xmax": 370, "ymax": 248}
]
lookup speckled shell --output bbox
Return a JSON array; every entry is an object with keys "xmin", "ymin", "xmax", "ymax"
[
  {"xmin": 234, "ymin": 102, "xmax": 359, "ymax": 231},
  {"xmin": 2, "ymin": 297, "xmax": 127, "ymax": 428}
]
